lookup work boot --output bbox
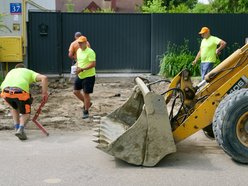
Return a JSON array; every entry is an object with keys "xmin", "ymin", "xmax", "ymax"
[
  {"xmin": 82, "ymin": 110, "xmax": 89, "ymax": 119},
  {"xmin": 15, "ymin": 127, "xmax": 27, "ymax": 140}
]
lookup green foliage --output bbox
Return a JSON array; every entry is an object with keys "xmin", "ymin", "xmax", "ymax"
[
  {"xmin": 167, "ymin": 0, "xmax": 197, "ymax": 9},
  {"xmin": 223, "ymin": 42, "xmax": 240, "ymax": 58},
  {"xmin": 141, "ymin": 0, "xmax": 200, "ymax": 13},
  {"xmin": 142, "ymin": 0, "xmax": 248, "ymax": 13},
  {"xmin": 65, "ymin": 4, "xmax": 75, "ymax": 12},
  {"xmin": 143, "ymin": 0, "xmax": 197, "ymax": 9},
  {"xmin": 159, "ymin": 41, "xmax": 241, "ymax": 78},
  {"xmin": 210, "ymin": 0, "xmax": 248, "ymax": 13},
  {"xmin": 192, "ymin": 3, "xmax": 213, "ymax": 13},
  {"xmin": 141, "ymin": 0, "xmax": 167, "ymax": 13},
  {"xmin": 159, "ymin": 40, "xmax": 199, "ymax": 77},
  {"xmin": 168, "ymin": 3, "xmax": 190, "ymax": 13},
  {"xmin": 65, "ymin": 0, "xmax": 75, "ymax": 12}
]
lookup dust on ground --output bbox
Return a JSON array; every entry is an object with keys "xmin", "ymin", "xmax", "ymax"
[{"xmin": 0, "ymin": 75, "xmax": 167, "ymax": 131}]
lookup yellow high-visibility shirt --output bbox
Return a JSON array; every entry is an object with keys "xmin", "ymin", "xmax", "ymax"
[
  {"xmin": 1, "ymin": 68, "xmax": 38, "ymax": 93},
  {"xmin": 76, "ymin": 47, "xmax": 96, "ymax": 79},
  {"xmin": 200, "ymin": 35, "xmax": 221, "ymax": 63}
]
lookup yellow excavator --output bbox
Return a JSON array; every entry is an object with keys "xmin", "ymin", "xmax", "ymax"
[{"xmin": 94, "ymin": 43, "xmax": 248, "ymax": 166}]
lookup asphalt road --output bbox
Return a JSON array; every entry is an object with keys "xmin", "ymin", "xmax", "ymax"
[{"xmin": 0, "ymin": 129, "xmax": 247, "ymax": 186}]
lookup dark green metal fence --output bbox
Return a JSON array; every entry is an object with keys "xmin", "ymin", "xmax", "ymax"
[{"xmin": 28, "ymin": 13, "xmax": 248, "ymax": 74}]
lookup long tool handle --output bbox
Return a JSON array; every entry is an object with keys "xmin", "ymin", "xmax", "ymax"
[
  {"xmin": 32, "ymin": 99, "xmax": 49, "ymax": 136},
  {"xmin": 32, "ymin": 118, "xmax": 49, "ymax": 136}
]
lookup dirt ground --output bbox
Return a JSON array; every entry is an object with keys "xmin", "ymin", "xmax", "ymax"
[{"xmin": 0, "ymin": 75, "xmax": 170, "ymax": 131}]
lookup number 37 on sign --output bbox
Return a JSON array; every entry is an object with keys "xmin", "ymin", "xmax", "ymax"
[{"xmin": 10, "ymin": 3, "xmax": 22, "ymax": 14}]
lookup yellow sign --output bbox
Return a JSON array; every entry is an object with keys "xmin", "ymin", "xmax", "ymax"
[{"xmin": 0, "ymin": 36, "xmax": 23, "ymax": 62}]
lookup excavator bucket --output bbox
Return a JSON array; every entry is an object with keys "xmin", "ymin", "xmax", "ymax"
[{"xmin": 94, "ymin": 77, "xmax": 176, "ymax": 166}]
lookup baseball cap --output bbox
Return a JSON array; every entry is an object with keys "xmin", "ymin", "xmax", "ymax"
[
  {"xmin": 77, "ymin": 36, "xmax": 87, "ymax": 43},
  {"xmin": 199, "ymin": 27, "xmax": 210, "ymax": 34},
  {"xmin": 74, "ymin": 32, "xmax": 82, "ymax": 37}
]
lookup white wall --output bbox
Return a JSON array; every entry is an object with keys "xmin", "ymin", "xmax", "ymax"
[
  {"xmin": 27, "ymin": 0, "xmax": 56, "ymax": 10},
  {"xmin": 0, "ymin": 0, "xmax": 56, "ymax": 36}
]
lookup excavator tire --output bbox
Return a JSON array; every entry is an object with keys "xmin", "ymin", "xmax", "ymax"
[{"xmin": 213, "ymin": 89, "xmax": 248, "ymax": 163}]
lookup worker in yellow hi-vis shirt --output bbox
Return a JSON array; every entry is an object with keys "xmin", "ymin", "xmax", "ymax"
[
  {"xmin": 74, "ymin": 36, "xmax": 96, "ymax": 119},
  {"xmin": 192, "ymin": 26, "xmax": 226, "ymax": 80},
  {"xmin": 0, "ymin": 63, "xmax": 48, "ymax": 140}
]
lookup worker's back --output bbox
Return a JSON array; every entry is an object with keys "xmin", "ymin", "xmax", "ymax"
[{"xmin": 1, "ymin": 68, "xmax": 37, "ymax": 93}]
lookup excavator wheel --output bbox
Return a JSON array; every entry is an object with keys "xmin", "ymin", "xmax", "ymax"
[
  {"xmin": 202, "ymin": 124, "xmax": 215, "ymax": 139},
  {"xmin": 213, "ymin": 89, "xmax": 248, "ymax": 163}
]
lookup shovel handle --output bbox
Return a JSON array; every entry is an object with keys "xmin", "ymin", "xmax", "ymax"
[
  {"xmin": 32, "ymin": 98, "xmax": 49, "ymax": 136},
  {"xmin": 32, "ymin": 118, "xmax": 49, "ymax": 136}
]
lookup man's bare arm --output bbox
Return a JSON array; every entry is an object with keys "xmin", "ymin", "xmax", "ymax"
[{"xmin": 36, "ymin": 74, "xmax": 49, "ymax": 102}]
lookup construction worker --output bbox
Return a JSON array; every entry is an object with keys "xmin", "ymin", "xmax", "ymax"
[
  {"xmin": 74, "ymin": 36, "xmax": 96, "ymax": 119},
  {"xmin": 0, "ymin": 63, "xmax": 48, "ymax": 140},
  {"xmin": 68, "ymin": 31, "xmax": 91, "ymax": 63},
  {"xmin": 192, "ymin": 26, "xmax": 226, "ymax": 80}
]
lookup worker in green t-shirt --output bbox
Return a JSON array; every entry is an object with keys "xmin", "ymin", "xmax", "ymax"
[
  {"xmin": 74, "ymin": 36, "xmax": 96, "ymax": 119},
  {"xmin": 192, "ymin": 27, "xmax": 226, "ymax": 80},
  {"xmin": 0, "ymin": 63, "xmax": 48, "ymax": 140}
]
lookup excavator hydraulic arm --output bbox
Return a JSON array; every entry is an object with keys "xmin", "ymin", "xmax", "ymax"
[{"xmin": 95, "ymin": 43, "xmax": 248, "ymax": 166}]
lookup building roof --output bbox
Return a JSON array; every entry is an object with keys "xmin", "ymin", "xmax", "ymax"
[{"xmin": 55, "ymin": 0, "xmax": 143, "ymax": 13}]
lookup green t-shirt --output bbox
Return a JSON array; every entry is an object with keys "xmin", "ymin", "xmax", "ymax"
[
  {"xmin": 76, "ymin": 47, "xmax": 96, "ymax": 79},
  {"xmin": 0, "ymin": 68, "xmax": 38, "ymax": 93},
  {"xmin": 200, "ymin": 35, "xmax": 221, "ymax": 63}
]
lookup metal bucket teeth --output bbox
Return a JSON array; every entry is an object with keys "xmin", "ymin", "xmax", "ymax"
[
  {"xmin": 92, "ymin": 139, "xmax": 100, "ymax": 143},
  {"xmin": 93, "ymin": 123, "xmax": 113, "ymax": 145},
  {"xmin": 94, "ymin": 77, "xmax": 176, "ymax": 166},
  {"xmin": 93, "ymin": 128, "xmax": 100, "ymax": 132},
  {"xmin": 93, "ymin": 133, "xmax": 100, "ymax": 138}
]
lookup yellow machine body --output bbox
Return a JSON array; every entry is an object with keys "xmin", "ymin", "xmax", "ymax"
[
  {"xmin": 95, "ymin": 44, "xmax": 248, "ymax": 166},
  {"xmin": 173, "ymin": 44, "xmax": 248, "ymax": 142}
]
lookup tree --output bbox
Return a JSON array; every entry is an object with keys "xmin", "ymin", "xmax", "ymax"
[
  {"xmin": 141, "ymin": 0, "xmax": 166, "ymax": 13},
  {"xmin": 142, "ymin": 0, "xmax": 248, "ymax": 13},
  {"xmin": 210, "ymin": 0, "xmax": 248, "ymax": 13},
  {"xmin": 143, "ymin": 0, "xmax": 197, "ymax": 9},
  {"xmin": 168, "ymin": 3, "xmax": 191, "ymax": 13},
  {"xmin": 141, "ymin": 0, "xmax": 197, "ymax": 13},
  {"xmin": 192, "ymin": 3, "xmax": 212, "ymax": 13},
  {"xmin": 167, "ymin": 0, "xmax": 197, "ymax": 9},
  {"xmin": 65, "ymin": 0, "xmax": 75, "ymax": 12}
]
